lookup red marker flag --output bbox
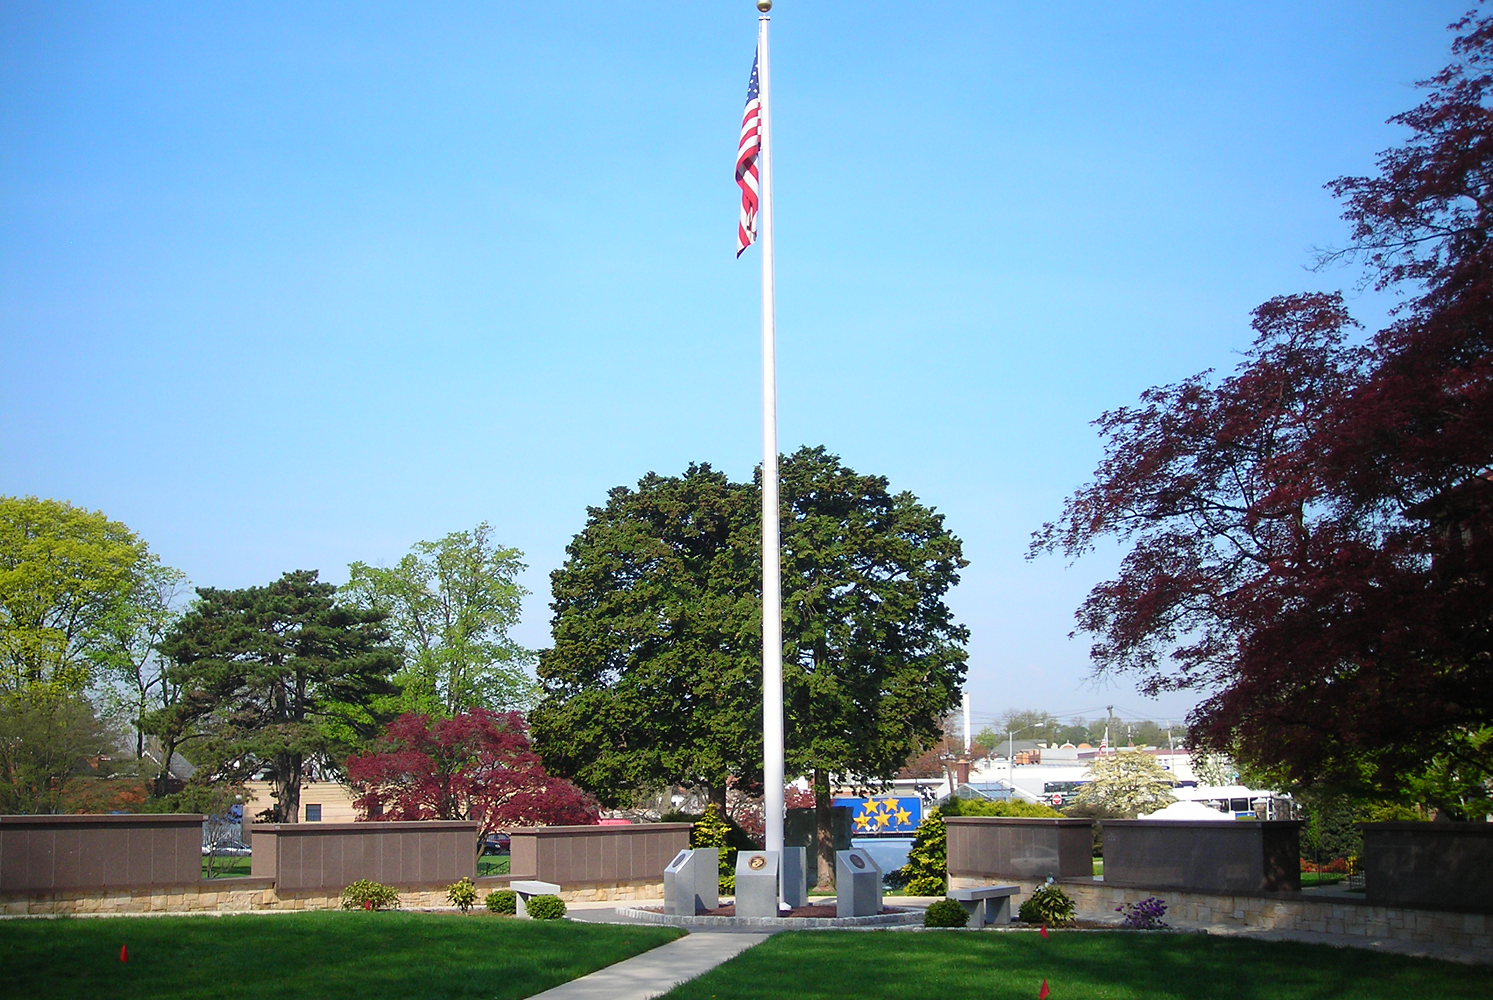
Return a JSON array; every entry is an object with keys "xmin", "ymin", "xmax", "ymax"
[
  {"xmin": 120, "ymin": 945, "xmax": 128, "ymax": 963},
  {"xmin": 1038, "ymin": 979, "xmax": 1050, "ymax": 999},
  {"xmin": 1040, "ymin": 924, "xmax": 1048, "ymax": 938}
]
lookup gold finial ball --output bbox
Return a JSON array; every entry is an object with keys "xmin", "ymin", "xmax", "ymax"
[{"xmin": 756, "ymin": 0, "xmax": 772, "ymax": 11}]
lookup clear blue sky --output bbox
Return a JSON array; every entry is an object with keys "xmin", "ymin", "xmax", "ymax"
[{"xmin": 0, "ymin": 2, "xmax": 1469, "ymax": 732}]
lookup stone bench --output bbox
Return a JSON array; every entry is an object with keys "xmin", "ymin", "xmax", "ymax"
[
  {"xmin": 947, "ymin": 884, "xmax": 1018, "ymax": 926},
  {"xmin": 511, "ymin": 879, "xmax": 562, "ymax": 918}
]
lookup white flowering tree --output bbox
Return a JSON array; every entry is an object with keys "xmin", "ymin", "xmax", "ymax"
[{"xmin": 1074, "ymin": 752, "xmax": 1176, "ymax": 817}]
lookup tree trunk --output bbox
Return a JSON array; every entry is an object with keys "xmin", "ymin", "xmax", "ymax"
[
  {"xmin": 709, "ymin": 783, "xmax": 728, "ymax": 816},
  {"xmin": 274, "ymin": 756, "xmax": 303, "ymax": 823},
  {"xmin": 813, "ymin": 767, "xmax": 835, "ymax": 890}
]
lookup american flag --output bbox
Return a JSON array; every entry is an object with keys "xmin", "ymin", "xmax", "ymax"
[{"xmin": 736, "ymin": 51, "xmax": 762, "ymax": 256}]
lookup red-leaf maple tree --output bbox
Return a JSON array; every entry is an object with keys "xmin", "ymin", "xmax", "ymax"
[
  {"xmin": 346, "ymin": 709, "xmax": 598, "ymax": 845},
  {"xmin": 1034, "ymin": 12, "xmax": 1493, "ymax": 814}
]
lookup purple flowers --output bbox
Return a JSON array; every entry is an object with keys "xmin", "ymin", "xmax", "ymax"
[{"xmin": 1116, "ymin": 896, "xmax": 1169, "ymax": 930}]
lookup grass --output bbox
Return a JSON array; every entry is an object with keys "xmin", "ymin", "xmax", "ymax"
[
  {"xmin": 478, "ymin": 855, "xmax": 511, "ymax": 877},
  {"xmin": 659, "ymin": 930, "xmax": 1489, "ymax": 1000},
  {"xmin": 1299, "ymin": 872, "xmax": 1346, "ymax": 887},
  {"xmin": 0, "ymin": 910, "xmax": 682, "ymax": 1000},
  {"xmin": 201, "ymin": 856, "xmax": 251, "ymax": 879}
]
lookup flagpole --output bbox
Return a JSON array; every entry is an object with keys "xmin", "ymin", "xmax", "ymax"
[{"xmin": 756, "ymin": 0, "xmax": 784, "ymax": 864}]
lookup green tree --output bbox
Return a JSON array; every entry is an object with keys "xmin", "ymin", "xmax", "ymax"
[
  {"xmin": 532, "ymin": 447, "xmax": 970, "ymax": 891},
  {"xmin": 0, "ymin": 691, "xmax": 126, "ymax": 814},
  {"xmin": 0, "ymin": 496, "xmax": 153, "ymax": 695},
  {"xmin": 532, "ymin": 465, "xmax": 762, "ymax": 810},
  {"xmin": 343, "ymin": 523, "xmax": 535, "ymax": 716},
  {"xmin": 779, "ymin": 447, "xmax": 969, "ymax": 888},
  {"xmin": 149, "ymin": 570, "xmax": 399, "ymax": 822},
  {"xmin": 1072, "ymin": 752, "xmax": 1177, "ymax": 817},
  {"xmin": 95, "ymin": 560, "xmax": 190, "ymax": 762}
]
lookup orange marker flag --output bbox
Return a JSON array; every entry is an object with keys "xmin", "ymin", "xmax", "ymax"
[
  {"xmin": 1040, "ymin": 924, "xmax": 1048, "ymax": 938},
  {"xmin": 120, "ymin": 945, "xmax": 128, "ymax": 963},
  {"xmin": 1038, "ymin": 979, "xmax": 1050, "ymax": 999}
]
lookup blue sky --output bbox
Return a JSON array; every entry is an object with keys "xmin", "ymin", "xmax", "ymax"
[{"xmin": 0, "ymin": 2, "xmax": 1470, "ymax": 733}]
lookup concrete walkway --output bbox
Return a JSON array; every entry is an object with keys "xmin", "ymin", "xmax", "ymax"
[{"xmin": 527, "ymin": 929, "xmax": 773, "ymax": 1000}]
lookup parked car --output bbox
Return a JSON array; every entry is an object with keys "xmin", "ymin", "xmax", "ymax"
[
  {"xmin": 203, "ymin": 840, "xmax": 252, "ymax": 857},
  {"xmin": 481, "ymin": 833, "xmax": 511, "ymax": 856}
]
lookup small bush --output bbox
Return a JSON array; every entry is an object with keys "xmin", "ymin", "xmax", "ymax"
[
  {"xmin": 485, "ymin": 888, "xmax": 518, "ymax": 915},
  {"xmin": 1018, "ymin": 882, "xmax": 1075, "ymax": 927},
  {"xmin": 340, "ymin": 879, "xmax": 400, "ymax": 911},
  {"xmin": 924, "ymin": 898, "xmax": 970, "ymax": 928},
  {"xmin": 675, "ymin": 804, "xmax": 745, "ymax": 895},
  {"xmin": 446, "ymin": 877, "xmax": 477, "ymax": 914},
  {"xmin": 1117, "ymin": 896, "xmax": 1170, "ymax": 930},
  {"xmin": 524, "ymin": 894, "xmax": 567, "ymax": 920}
]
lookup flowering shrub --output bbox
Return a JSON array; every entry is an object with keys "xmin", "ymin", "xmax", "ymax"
[{"xmin": 1117, "ymin": 896, "xmax": 1169, "ymax": 930}]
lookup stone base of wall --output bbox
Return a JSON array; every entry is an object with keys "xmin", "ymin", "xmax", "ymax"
[
  {"xmin": 950, "ymin": 876, "xmax": 1493, "ymax": 963},
  {"xmin": 1, "ymin": 878, "xmax": 666, "ymax": 915},
  {"xmin": 557, "ymin": 881, "xmax": 663, "ymax": 903}
]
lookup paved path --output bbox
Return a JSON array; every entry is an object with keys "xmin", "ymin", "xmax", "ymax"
[{"xmin": 527, "ymin": 929, "xmax": 773, "ymax": 1000}]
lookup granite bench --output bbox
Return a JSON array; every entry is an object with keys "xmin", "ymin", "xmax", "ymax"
[{"xmin": 947, "ymin": 884, "xmax": 1018, "ymax": 926}]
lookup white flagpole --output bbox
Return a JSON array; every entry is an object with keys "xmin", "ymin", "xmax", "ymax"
[{"xmin": 756, "ymin": 0, "xmax": 784, "ymax": 863}]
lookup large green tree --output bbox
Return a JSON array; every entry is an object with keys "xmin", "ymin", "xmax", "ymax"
[
  {"xmin": 532, "ymin": 449, "xmax": 970, "ymax": 888},
  {"xmin": 778, "ymin": 447, "xmax": 969, "ymax": 886},
  {"xmin": 531, "ymin": 465, "xmax": 762, "ymax": 811},
  {"xmin": 343, "ymin": 523, "xmax": 534, "ymax": 716},
  {"xmin": 0, "ymin": 496, "xmax": 154, "ymax": 695},
  {"xmin": 149, "ymin": 570, "xmax": 399, "ymax": 822}
]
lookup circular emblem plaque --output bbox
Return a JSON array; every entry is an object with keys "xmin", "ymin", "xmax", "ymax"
[
  {"xmin": 748, "ymin": 855, "xmax": 766, "ymax": 871},
  {"xmin": 849, "ymin": 854, "xmax": 866, "ymax": 870}
]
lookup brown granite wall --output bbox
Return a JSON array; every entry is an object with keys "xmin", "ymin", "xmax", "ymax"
[
  {"xmin": 1103, "ymin": 820, "xmax": 1302, "ymax": 894},
  {"xmin": 945, "ymin": 817, "xmax": 1094, "ymax": 881},
  {"xmin": 247, "ymin": 820, "xmax": 477, "ymax": 890},
  {"xmin": 1361, "ymin": 822, "xmax": 1493, "ymax": 913},
  {"xmin": 0, "ymin": 814, "xmax": 203, "ymax": 892},
  {"xmin": 508, "ymin": 823, "xmax": 691, "ymax": 886}
]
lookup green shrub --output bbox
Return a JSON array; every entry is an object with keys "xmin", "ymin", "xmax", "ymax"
[
  {"xmin": 485, "ymin": 889, "xmax": 518, "ymax": 915},
  {"xmin": 524, "ymin": 894, "xmax": 567, "ymax": 920},
  {"xmin": 896, "ymin": 798, "xmax": 1066, "ymax": 895},
  {"xmin": 340, "ymin": 879, "xmax": 400, "ymax": 911},
  {"xmin": 1018, "ymin": 882, "xmax": 1075, "ymax": 927},
  {"xmin": 671, "ymin": 804, "xmax": 747, "ymax": 895},
  {"xmin": 446, "ymin": 877, "xmax": 477, "ymax": 914},
  {"xmin": 923, "ymin": 898, "xmax": 970, "ymax": 928}
]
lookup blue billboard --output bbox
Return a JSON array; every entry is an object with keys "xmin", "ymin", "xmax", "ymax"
[{"xmin": 833, "ymin": 796, "xmax": 923, "ymax": 835}]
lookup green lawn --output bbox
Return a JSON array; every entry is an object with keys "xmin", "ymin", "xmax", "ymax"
[
  {"xmin": 0, "ymin": 911, "xmax": 682, "ymax": 1000},
  {"xmin": 659, "ymin": 930, "xmax": 1488, "ymax": 1000},
  {"xmin": 201, "ymin": 856, "xmax": 251, "ymax": 879},
  {"xmin": 1299, "ymin": 871, "xmax": 1346, "ymax": 887},
  {"xmin": 478, "ymin": 855, "xmax": 512, "ymax": 877}
]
